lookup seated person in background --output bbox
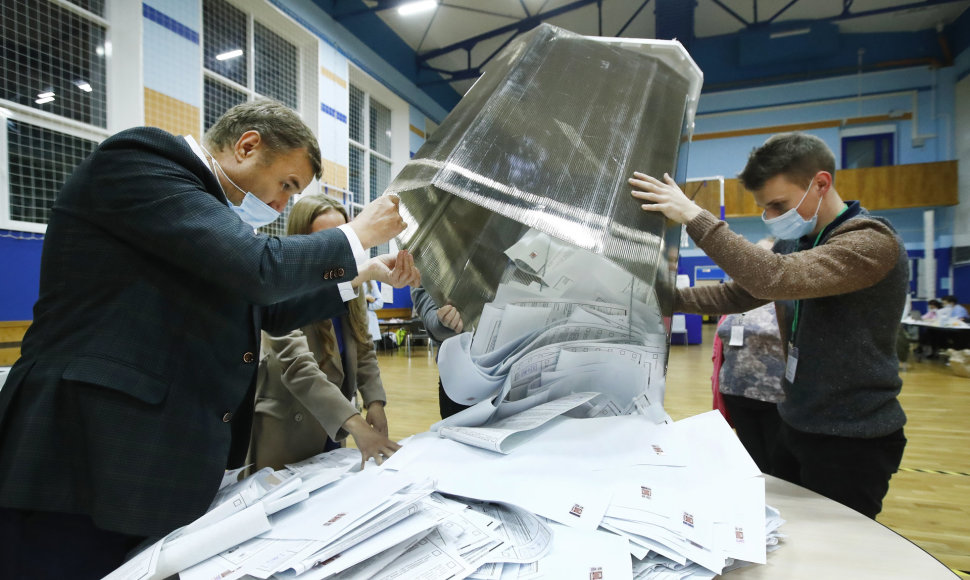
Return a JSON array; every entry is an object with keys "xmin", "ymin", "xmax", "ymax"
[
  {"xmin": 248, "ymin": 195, "xmax": 418, "ymax": 470},
  {"xmin": 921, "ymin": 299, "xmax": 942, "ymax": 320},
  {"xmin": 942, "ymin": 295, "xmax": 968, "ymax": 321},
  {"xmin": 411, "ymin": 286, "xmax": 466, "ymax": 418}
]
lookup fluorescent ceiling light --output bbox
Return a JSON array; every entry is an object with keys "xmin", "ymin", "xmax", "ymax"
[
  {"xmin": 398, "ymin": 0, "xmax": 436, "ymax": 16},
  {"xmin": 75, "ymin": 81, "xmax": 93, "ymax": 92},
  {"xmin": 35, "ymin": 96, "xmax": 55, "ymax": 104},
  {"xmin": 37, "ymin": 91, "xmax": 55, "ymax": 98},
  {"xmin": 216, "ymin": 49, "xmax": 244, "ymax": 61},
  {"xmin": 769, "ymin": 28, "xmax": 811, "ymax": 39}
]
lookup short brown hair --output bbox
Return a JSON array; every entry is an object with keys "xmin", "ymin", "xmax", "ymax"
[
  {"xmin": 738, "ymin": 132, "xmax": 836, "ymax": 192},
  {"xmin": 204, "ymin": 99, "xmax": 322, "ymax": 180}
]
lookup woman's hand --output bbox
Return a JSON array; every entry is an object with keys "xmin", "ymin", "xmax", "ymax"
[
  {"xmin": 354, "ymin": 250, "xmax": 421, "ymax": 289},
  {"xmin": 342, "ymin": 412, "xmax": 400, "ymax": 468},
  {"xmin": 364, "ymin": 401, "xmax": 389, "ymax": 436},
  {"xmin": 629, "ymin": 172, "xmax": 703, "ymax": 225},
  {"xmin": 436, "ymin": 305, "xmax": 463, "ymax": 333}
]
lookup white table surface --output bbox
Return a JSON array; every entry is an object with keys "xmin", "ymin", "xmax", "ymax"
[{"xmin": 725, "ymin": 475, "xmax": 955, "ymax": 579}]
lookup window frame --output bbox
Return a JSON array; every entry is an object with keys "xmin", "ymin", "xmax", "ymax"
[
  {"xmin": 840, "ymin": 125, "xmax": 896, "ymax": 170},
  {"xmin": 344, "ymin": 66, "xmax": 409, "ymax": 221},
  {"xmin": 0, "ymin": 0, "xmax": 141, "ymax": 234}
]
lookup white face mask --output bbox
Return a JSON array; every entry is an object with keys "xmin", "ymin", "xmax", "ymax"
[
  {"xmin": 761, "ymin": 179, "xmax": 823, "ymax": 240},
  {"xmin": 206, "ymin": 151, "xmax": 281, "ymax": 229}
]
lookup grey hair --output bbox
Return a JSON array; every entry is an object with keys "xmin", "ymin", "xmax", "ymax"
[{"xmin": 204, "ymin": 99, "xmax": 322, "ymax": 180}]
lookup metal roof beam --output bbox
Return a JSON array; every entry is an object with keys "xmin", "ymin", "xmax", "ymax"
[
  {"xmin": 836, "ymin": 0, "xmax": 968, "ymax": 21},
  {"xmin": 765, "ymin": 0, "xmax": 804, "ymax": 24},
  {"xmin": 616, "ymin": 0, "xmax": 653, "ymax": 37},
  {"xmin": 708, "ymin": 0, "xmax": 750, "ymax": 27},
  {"xmin": 416, "ymin": 0, "xmax": 600, "ymax": 62}
]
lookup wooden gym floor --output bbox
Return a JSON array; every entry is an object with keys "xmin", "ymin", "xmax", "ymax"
[{"xmin": 371, "ymin": 324, "xmax": 970, "ymax": 575}]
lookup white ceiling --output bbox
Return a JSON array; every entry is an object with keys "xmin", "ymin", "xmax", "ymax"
[{"xmin": 367, "ymin": 0, "xmax": 970, "ymax": 94}]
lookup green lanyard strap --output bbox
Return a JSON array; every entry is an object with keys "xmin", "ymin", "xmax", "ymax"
[{"xmin": 790, "ymin": 204, "xmax": 849, "ymax": 337}]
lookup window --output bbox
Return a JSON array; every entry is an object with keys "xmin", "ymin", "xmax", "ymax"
[
  {"xmin": 6, "ymin": 120, "xmax": 98, "ymax": 224},
  {"xmin": 1, "ymin": 0, "xmax": 107, "ymax": 128},
  {"xmin": 202, "ymin": 0, "xmax": 303, "ymax": 237},
  {"xmin": 348, "ymin": 83, "xmax": 394, "ymax": 256},
  {"xmin": 0, "ymin": 0, "xmax": 109, "ymax": 232},
  {"xmin": 842, "ymin": 132, "xmax": 894, "ymax": 169}
]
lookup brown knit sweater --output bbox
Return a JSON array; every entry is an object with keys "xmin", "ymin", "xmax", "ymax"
[
  {"xmin": 675, "ymin": 203, "xmax": 908, "ymax": 438},
  {"xmin": 675, "ymin": 208, "xmax": 900, "ymax": 314}
]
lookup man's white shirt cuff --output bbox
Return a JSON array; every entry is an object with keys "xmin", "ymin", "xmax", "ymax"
[
  {"xmin": 338, "ymin": 282, "xmax": 358, "ymax": 302},
  {"xmin": 337, "ymin": 223, "xmax": 369, "ymax": 269},
  {"xmin": 336, "ymin": 224, "xmax": 368, "ymax": 303}
]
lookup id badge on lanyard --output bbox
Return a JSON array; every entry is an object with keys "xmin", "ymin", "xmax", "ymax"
[
  {"xmin": 785, "ymin": 342, "xmax": 799, "ymax": 382},
  {"xmin": 728, "ymin": 314, "xmax": 745, "ymax": 346}
]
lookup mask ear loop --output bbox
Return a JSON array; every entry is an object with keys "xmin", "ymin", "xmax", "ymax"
[
  {"xmin": 201, "ymin": 144, "xmax": 249, "ymax": 202},
  {"xmin": 806, "ymin": 177, "xmax": 825, "ymax": 219}
]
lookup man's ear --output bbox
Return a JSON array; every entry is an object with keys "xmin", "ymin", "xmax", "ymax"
[
  {"xmin": 815, "ymin": 171, "xmax": 833, "ymax": 196},
  {"xmin": 233, "ymin": 130, "xmax": 262, "ymax": 162}
]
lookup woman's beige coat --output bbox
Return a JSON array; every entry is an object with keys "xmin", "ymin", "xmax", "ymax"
[{"xmin": 246, "ymin": 317, "xmax": 385, "ymax": 470}]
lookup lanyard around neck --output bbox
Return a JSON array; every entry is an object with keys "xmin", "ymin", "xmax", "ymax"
[{"xmin": 790, "ymin": 203, "xmax": 849, "ymax": 337}]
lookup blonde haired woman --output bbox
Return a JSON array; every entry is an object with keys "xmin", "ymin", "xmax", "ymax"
[{"xmin": 247, "ymin": 195, "xmax": 401, "ymax": 469}]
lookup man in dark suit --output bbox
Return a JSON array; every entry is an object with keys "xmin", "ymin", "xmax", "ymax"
[{"xmin": 0, "ymin": 100, "xmax": 417, "ymax": 578}]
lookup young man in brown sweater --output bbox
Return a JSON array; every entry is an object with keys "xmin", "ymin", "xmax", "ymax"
[{"xmin": 629, "ymin": 132, "xmax": 908, "ymax": 519}]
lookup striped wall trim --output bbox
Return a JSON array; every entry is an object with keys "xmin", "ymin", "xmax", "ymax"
[
  {"xmin": 409, "ymin": 124, "xmax": 426, "ymax": 139},
  {"xmin": 320, "ymin": 66, "xmax": 347, "ymax": 88},
  {"xmin": 143, "ymin": 4, "xmax": 199, "ymax": 45},
  {"xmin": 321, "ymin": 103, "xmax": 347, "ymax": 124},
  {"xmin": 899, "ymin": 467, "xmax": 970, "ymax": 477},
  {"xmin": 693, "ymin": 113, "xmax": 913, "ymax": 142}
]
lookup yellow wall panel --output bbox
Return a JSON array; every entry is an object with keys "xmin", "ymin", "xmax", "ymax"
[
  {"xmin": 145, "ymin": 88, "xmax": 201, "ymax": 140},
  {"xmin": 321, "ymin": 159, "xmax": 348, "ymax": 191},
  {"xmin": 690, "ymin": 161, "xmax": 958, "ymax": 218}
]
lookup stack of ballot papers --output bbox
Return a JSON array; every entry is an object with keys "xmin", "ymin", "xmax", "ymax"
[
  {"xmin": 433, "ymin": 229, "xmax": 674, "ymax": 432},
  {"xmin": 106, "ymin": 411, "xmax": 784, "ymax": 579}
]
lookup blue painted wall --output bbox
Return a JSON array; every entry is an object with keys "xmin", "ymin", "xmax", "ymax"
[{"xmin": 0, "ymin": 232, "xmax": 43, "ymax": 321}]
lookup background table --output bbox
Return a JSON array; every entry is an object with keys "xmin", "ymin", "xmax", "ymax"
[
  {"xmin": 902, "ymin": 319, "xmax": 970, "ymax": 352},
  {"xmin": 726, "ymin": 475, "xmax": 955, "ymax": 579}
]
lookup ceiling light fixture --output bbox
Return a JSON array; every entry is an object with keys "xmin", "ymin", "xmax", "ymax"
[
  {"xmin": 769, "ymin": 28, "xmax": 811, "ymax": 39},
  {"xmin": 216, "ymin": 49, "xmax": 244, "ymax": 61},
  {"xmin": 35, "ymin": 96, "xmax": 55, "ymax": 104},
  {"xmin": 75, "ymin": 81, "xmax": 93, "ymax": 92},
  {"xmin": 37, "ymin": 91, "xmax": 55, "ymax": 99},
  {"xmin": 398, "ymin": 0, "xmax": 437, "ymax": 16}
]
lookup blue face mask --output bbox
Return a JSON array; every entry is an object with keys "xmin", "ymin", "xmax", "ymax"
[
  {"xmin": 207, "ymin": 153, "xmax": 280, "ymax": 229},
  {"xmin": 761, "ymin": 180, "xmax": 822, "ymax": 240}
]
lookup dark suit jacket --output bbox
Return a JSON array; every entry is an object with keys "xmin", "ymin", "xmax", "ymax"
[{"xmin": 0, "ymin": 127, "xmax": 358, "ymax": 537}]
